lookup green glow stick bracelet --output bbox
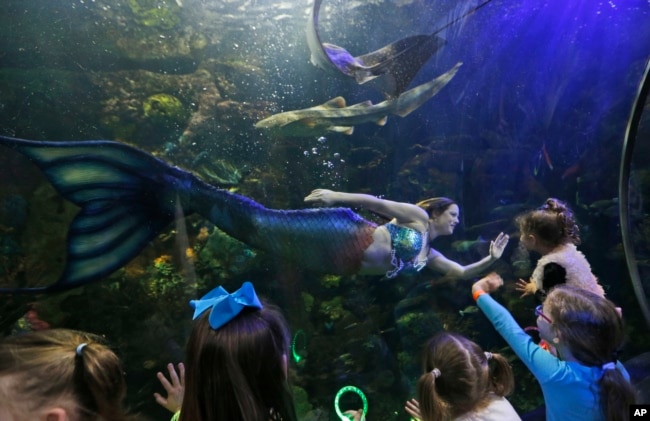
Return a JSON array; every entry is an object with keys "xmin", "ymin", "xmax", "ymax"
[{"xmin": 334, "ymin": 385, "xmax": 368, "ymax": 421}]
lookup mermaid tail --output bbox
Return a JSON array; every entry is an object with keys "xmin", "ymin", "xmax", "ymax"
[{"xmin": 0, "ymin": 135, "xmax": 376, "ymax": 293}]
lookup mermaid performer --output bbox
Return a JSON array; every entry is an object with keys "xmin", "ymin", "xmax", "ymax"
[{"xmin": 0, "ymin": 135, "xmax": 508, "ymax": 293}]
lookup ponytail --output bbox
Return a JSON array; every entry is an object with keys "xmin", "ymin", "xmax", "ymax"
[
  {"xmin": 486, "ymin": 352, "xmax": 514, "ymax": 397},
  {"xmin": 416, "ymin": 369, "xmax": 449, "ymax": 421},
  {"xmin": 74, "ymin": 341, "xmax": 129, "ymax": 421},
  {"xmin": 599, "ymin": 367, "xmax": 637, "ymax": 421},
  {"xmin": 546, "ymin": 286, "xmax": 637, "ymax": 421}
]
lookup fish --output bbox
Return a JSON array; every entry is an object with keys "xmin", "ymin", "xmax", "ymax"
[
  {"xmin": 541, "ymin": 143, "xmax": 554, "ymax": 170},
  {"xmin": 451, "ymin": 236, "xmax": 488, "ymax": 253},
  {"xmin": 488, "ymin": 202, "xmax": 530, "ymax": 219},
  {"xmin": 533, "ymin": 143, "xmax": 553, "ymax": 176},
  {"xmin": 255, "ymin": 62, "xmax": 461, "ymax": 137},
  {"xmin": 306, "ymin": 0, "xmax": 446, "ymax": 98},
  {"xmin": 458, "ymin": 305, "xmax": 479, "ymax": 317},
  {"xmin": 0, "ymin": 135, "xmax": 382, "ymax": 293}
]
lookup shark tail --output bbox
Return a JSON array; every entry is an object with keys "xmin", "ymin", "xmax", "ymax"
[
  {"xmin": 393, "ymin": 61, "xmax": 462, "ymax": 118},
  {"xmin": 0, "ymin": 136, "xmax": 377, "ymax": 293}
]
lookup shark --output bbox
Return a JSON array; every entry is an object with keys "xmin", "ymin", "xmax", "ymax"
[
  {"xmin": 255, "ymin": 61, "xmax": 461, "ymax": 137},
  {"xmin": 306, "ymin": 0, "xmax": 446, "ymax": 98}
]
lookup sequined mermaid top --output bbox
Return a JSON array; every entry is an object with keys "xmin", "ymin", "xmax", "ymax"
[{"xmin": 385, "ymin": 223, "xmax": 428, "ymax": 278}]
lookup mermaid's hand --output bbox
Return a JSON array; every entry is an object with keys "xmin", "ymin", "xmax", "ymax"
[
  {"xmin": 304, "ymin": 189, "xmax": 336, "ymax": 206},
  {"xmin": 489, "ymin": 232, "xmax": 509, "ymax": 259}
]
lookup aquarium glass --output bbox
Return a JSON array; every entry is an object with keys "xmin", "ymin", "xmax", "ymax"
[{"xmin": 1, "ymin": 0, "xmax": 649, "ymax": 418}]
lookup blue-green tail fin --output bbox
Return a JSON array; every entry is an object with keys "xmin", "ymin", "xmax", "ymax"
[{"xmin": 0, "ymin": 136, "xmax": 180, "ymax": 293}]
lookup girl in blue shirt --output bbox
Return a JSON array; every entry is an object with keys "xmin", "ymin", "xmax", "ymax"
[{"xmin": 471, "ymin": 274, "xmax": 636, "ymax": 421}]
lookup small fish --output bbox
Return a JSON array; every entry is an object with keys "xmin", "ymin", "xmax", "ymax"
[
  {"xmin": 533, "ymin": 148, "xmax": 543, "ymax": 176},
  {"xmin": 541, "ymin": 143, "xmax": 554, "ymax": 170},
  {"xmin": 533, "ymin": 143, "xmax": 553, "ymax": 175},
  {"xmin": 451, "ymin": 236, "xmax": 487, "ymax": 253},
  {"xmin": 561, "ymin": 161, "xmax": 581, "ymax": 179},
  {"xmin": 459, "ymin": 305, "xmax": 479, "ymax": 317}
]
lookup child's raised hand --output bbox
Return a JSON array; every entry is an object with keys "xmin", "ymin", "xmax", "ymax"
[
  {"xmin": 343, "ymin": 409, "xmax": 366, "ymax": 421},
  {"xmin": 473, "ymin": 272, "xmax": 503, "ymax": 294},
  {"xmin": 154, "ymin": 362, "xmax": 185, "ymax": 413},
  {"xmin": 515, "ymin": 278, "xmax": 538, "ymax": 297},
  {"xmin": 405, "ymin": 398, "xmax": 422, "ymax": 420}
]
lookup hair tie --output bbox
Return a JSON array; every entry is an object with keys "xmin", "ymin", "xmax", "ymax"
[
  {"xmin": 484, "ymin": 351, "xmax": 493, "ymax": 360},
  {"xmin": 76, "ymin": 343, "xmax": 88, "ymax": 357},
  {"xmin": 431, "ymin": 368, "xmax": 441, "ymax": 378},
  {"xmin": 190, "ymin": 281, "xmax": 263, "ymax": 330},
  {"xmin": 602, "ymin": 362, "xmax": 616, "ymax": 371}
]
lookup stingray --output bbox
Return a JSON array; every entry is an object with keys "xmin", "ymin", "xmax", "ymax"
[{"xmin": 306, "ymin": 0, "xmax": 491, "ymax": 98}]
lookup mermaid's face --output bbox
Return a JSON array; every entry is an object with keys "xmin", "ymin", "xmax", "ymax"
[{"xmin": 433, "ymin": 204, "xmax": 459, "ymax": 236}]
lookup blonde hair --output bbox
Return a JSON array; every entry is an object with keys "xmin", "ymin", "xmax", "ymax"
[
  {"xmin": 0, "ymin": 329, "xmax": 132, "ymax": 420},
  {"xmin": 416, "ymin": 331, "xmax": 514, "ymax": 421}
]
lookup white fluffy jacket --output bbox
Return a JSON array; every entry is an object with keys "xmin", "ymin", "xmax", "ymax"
[{"xmin": 531, "ymin": 243, "xmax": 605, "ymax": 297}]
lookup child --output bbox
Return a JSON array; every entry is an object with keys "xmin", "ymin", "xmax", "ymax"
[
  {"xmin": 0, "ymin": 328, "xmax": 137, "ymax": 421},
  {"xmin": 155, "ymin": 281, "xmax": 297, "ymax": 421},
  {"xmin": 514, "ymin": 198, "xmax": 604, "ymax": 299},
  {"xmin": 472, "ymin": 273, "xmax": 636, "ymax": 421},
  {"xmin": 405, "ymin": 331, "xmax": 520, "ymax": 421}
]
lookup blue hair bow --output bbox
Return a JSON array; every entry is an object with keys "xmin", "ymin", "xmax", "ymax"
[{"xmin": 190, "ymin": 281, "xmax": 263, "ymax": 330}]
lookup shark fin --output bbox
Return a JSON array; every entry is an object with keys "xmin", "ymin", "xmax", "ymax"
[
  {"xmin": 346, "ymin": 100, "xmax": 374, "ymax": 109},
  {"xmin": 328, "ymin": 126, "xmax": 355, "ymax": 135},
  {"xmin": 375, "ymin": 116, "xmax": 388, "ymax": 126},
  {"xmin": 323, "ymin": 96, "xmax": 347, "ymax": 108}
]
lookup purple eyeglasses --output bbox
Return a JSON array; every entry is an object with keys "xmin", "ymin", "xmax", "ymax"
[{"xmin": 535, "ymin": 305, "xmax": 553, "ymax": 324}]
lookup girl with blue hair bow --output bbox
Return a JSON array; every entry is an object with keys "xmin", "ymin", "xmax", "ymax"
[{"xmin": 154, "ymin": 281, "xmax": 297, "ymax": 421}]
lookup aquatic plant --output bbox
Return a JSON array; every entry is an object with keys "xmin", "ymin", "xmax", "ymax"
[
  {"xmin": 127, "ymin": 0, "xmax": 181, "ymax": 30},
  {"xmin": 301, "ymin": 292, "xmax": 314, "ymax": 313},
  {"xmin": 319, "ymin": 296, "xmax": 347, "ymax": 322},
  {"xmin": 142, "ymin": 93, "xmax": 189, "ymax": 125},
  {"xmin": 196, "ymin": 226, "xmax": 257, "ymax": 276},
  {"xmin": 319, "ymin": 274, "xmax": 341, "ymax": 289},
  {"xmin": 291, "ymin": 385, "xmax": 313, "ymax": 419}
]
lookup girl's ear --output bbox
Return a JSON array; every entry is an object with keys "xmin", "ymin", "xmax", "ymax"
[
  {"xmin": 551, "ymin": 328, "xmax": 562, "ymax": 344},
  {"xmin": 44, "ymin": 408, "xmax": 68, "ymax": 421}
]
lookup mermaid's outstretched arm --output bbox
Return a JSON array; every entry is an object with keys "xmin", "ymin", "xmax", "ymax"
[{"xmin": 0, "ymin": 135, "xmax": 376, "ymax": 293}]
